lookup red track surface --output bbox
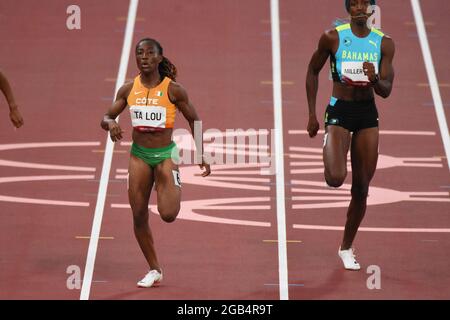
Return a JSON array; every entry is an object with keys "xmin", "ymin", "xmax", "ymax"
[{"xmin": 0, "ymin": 0, "xmax": 449, "ymax": 300}]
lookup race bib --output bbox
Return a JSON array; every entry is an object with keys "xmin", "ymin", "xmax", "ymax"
[
  {"xmin": 341, "ymin": 61, "xmax": 378, "ymax": 83},
  {"xmin": 129, "ymin": 105, "xmax": 167, "ymax": 129}
]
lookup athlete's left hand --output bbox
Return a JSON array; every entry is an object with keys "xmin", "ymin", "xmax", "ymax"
[
  {"xmin": 9, "ymin": 105, "xmax": 24, "ymax": 128},
  {"xmin": 363, "ymin": 61, "xmax": 377, "ymax": 83},
  {"xmin": 199, "ymin": 158, "xmax": 211, "ymax": 177}
]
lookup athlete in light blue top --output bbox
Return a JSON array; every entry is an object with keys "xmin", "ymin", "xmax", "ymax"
[
  {"xmin": 331, "ymin": 21, "xmax": 384, "ymax": 87},
  {"xmin": 305, "ymin": 0, "xmax": 395, "ymax": 270}
]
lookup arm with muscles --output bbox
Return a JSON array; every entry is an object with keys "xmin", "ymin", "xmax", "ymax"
[
  {"xmin": 169, "ymin": 82, "xmax": 211, "ymax": 177},
  {"xmin": 0, "ymin": 71, "xmax": 23, "ymax": 128},
  {"xmin": 100, "ymin": 83, "xmax": 131, "ymax": 142},
  {"xmin": 363, "ymin": 36, "xmax": 395, "ymax": 98},
  {"xmin": 306, "ymin": 31, "xmax": 335, "ymax": 138}
]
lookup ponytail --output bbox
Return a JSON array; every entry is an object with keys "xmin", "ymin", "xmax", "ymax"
[{"xmin": 159, "ymin": 56, "xmax": 177, "ymax": 81}]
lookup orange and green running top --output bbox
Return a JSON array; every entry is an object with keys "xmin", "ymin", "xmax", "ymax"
[{"xmin": 127, "ymin": 76, "xmax": 177, "ymax": 132}]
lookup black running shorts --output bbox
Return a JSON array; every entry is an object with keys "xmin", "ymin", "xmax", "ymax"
[{"xmin": 324, "ymin": 97, "xmax": 379, "ymax": 132}]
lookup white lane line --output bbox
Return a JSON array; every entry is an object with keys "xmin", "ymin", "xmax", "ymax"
[
  {"xmin": 288, "ymin": 130, "xmax": 436, "ymax": 136},
  {"xmin": 270, "ymin": 0, "xmax": 289, "ymax": 301},
  {"xmin": 293, "ymin": 224, "xmax": 450, "ymax": 233},
  {"xmin": 80, "ymin": 0, "xmax": 139, "ymax": 300},
  {"xmin": 0, "ymin": 159, "xmax": 95, "ymax": 172},
  {"xmin": 0, "ymin": 142, "xmax": 101, "ymax": 151},
  {"xmin": 411, "ymin": 0, "xmax": 450, "ymax": 171}
]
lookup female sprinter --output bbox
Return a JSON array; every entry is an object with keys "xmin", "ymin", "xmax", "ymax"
[
  {"xmin": 101, "ymin": 38, "xmax": 211, "ymax": 287},
  {"xmin": 305, "ymin": 0, "xmax": 395, "ymax": 270}
]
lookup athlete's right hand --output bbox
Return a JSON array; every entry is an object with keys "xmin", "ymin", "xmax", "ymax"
[
  {"xmin": 108, "ymin": 121, "xmax": 124, "ymax": 142},
  {"xmin": 307, "ymin": 115, "xmax": 319, "ymax": 138}
]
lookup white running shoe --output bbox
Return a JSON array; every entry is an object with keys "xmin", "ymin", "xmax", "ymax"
[
  {"xmin": 137, "ymin": 269, "xmax": 163, "ymax": 288},
  {"xmin": 338, "ymin": 247, "xmax": 361, "ymax": 270}
]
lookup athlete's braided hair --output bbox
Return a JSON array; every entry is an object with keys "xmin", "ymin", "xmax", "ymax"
[{"xmin": 136, "ymin": 38, "xmax": 177, "ymax": 81}]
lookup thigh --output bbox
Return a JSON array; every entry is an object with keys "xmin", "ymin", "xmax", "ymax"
[
  {"xmin": 128, "ymin": 154, "xmax": 154, "ymax": 212},
  {"xmin": 154, "ymin": 158, "xmax": 181, "ymax": 206},
  {"xmin": 350, "ymin": 127, "xmax": 379, "ymax": 182},
  {"xmin": 323, "ymin": 125, "xmax": 352, "ymax": 173}
]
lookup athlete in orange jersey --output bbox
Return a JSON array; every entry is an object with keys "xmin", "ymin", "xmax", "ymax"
[
  {"xmin": 101, "ymin": 38, "xmax": 211, "ymax": 287},
  {"xmin": 1, "ymin": 70, "xmax": 23, "ymax": 128}
]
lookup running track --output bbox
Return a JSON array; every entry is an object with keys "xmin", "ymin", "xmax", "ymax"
[{"xmin": 0, "ymin": 0, "xmax": 448, "ymax": 300}]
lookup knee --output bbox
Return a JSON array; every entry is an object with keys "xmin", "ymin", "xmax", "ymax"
[
  {"xmin": 325, "ymin": 170, "xmax": 347, "ymax": 188},
  {"xmin": 159, "ymin": 207, "xmax": 179, "ymax": 223},
  {"xmin": 351, "ymin": 184, "xmax": 369, "ymax": 200},
  {"xmin": 160, "ymin": 213, "xmax": 177, "ymax": 223}
]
